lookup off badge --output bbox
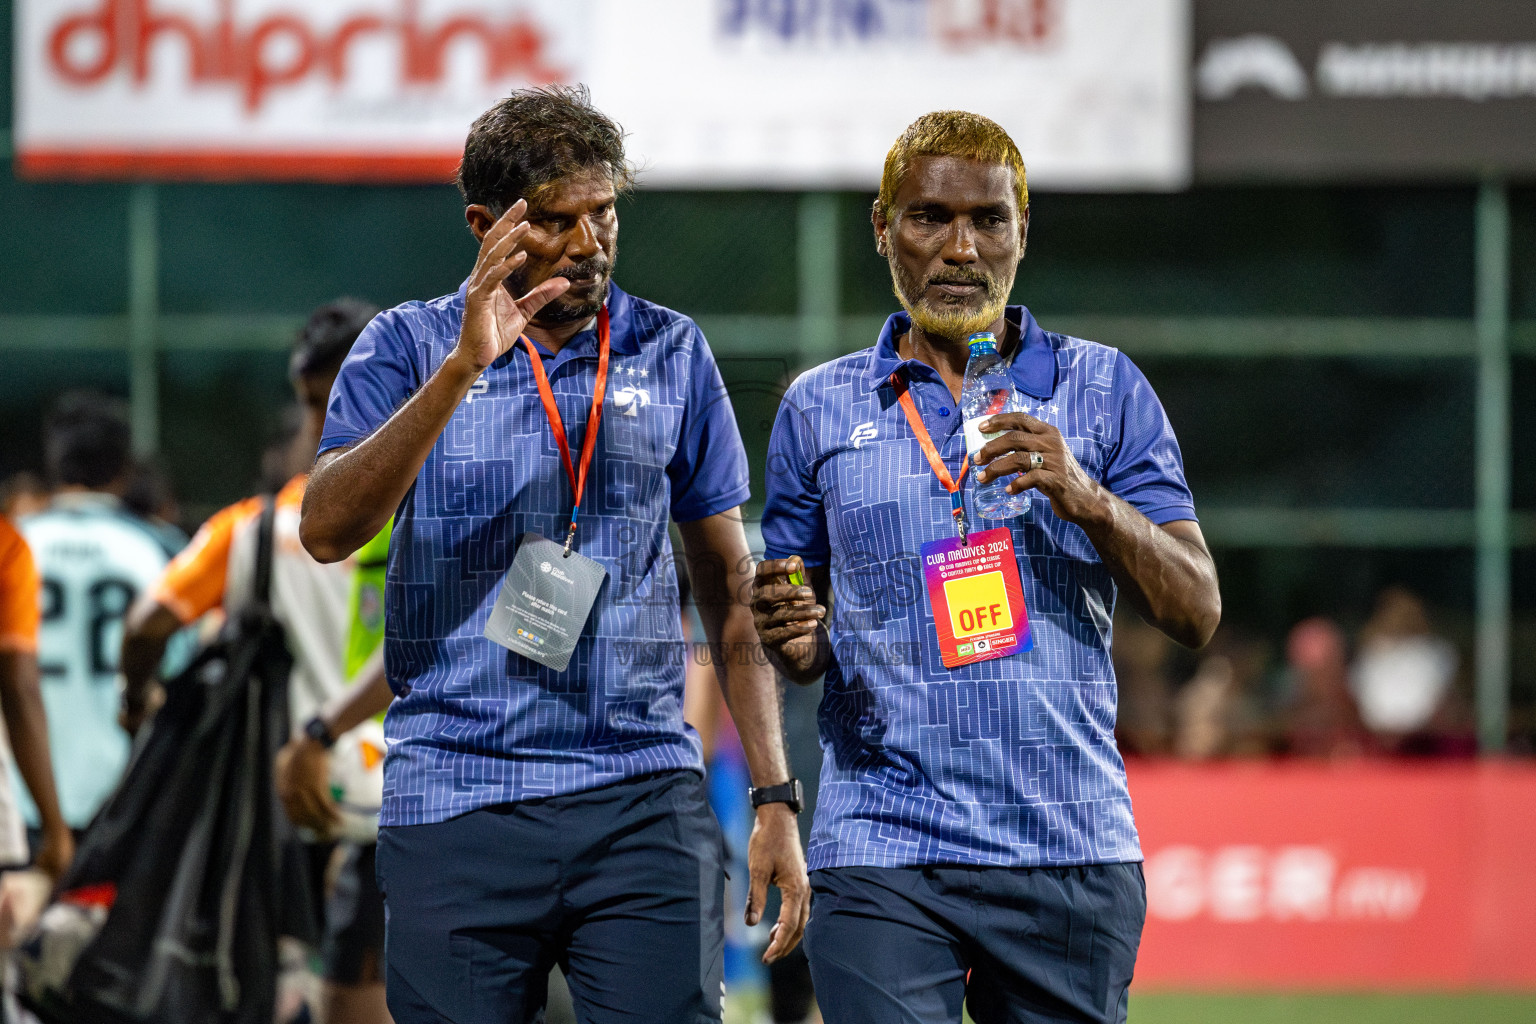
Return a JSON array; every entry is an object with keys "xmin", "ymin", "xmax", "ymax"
[{"xmin": 920, "ymin": 527, "xmax": 1033, "ymax": 669}]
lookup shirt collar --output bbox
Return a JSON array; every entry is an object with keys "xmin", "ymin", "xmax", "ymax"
[
  {"xmin": 863, "ymin": 305, "xmax": 1057, "ymax": 400},
  {"xmin": 452, "ymin": 278, "xmax": 641, "ymax": 359},
  {"xmin": 47, "ymin": 491, "xmax": 125, "ymax": 514}
]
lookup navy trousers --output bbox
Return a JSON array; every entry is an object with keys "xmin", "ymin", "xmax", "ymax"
[
  {"xmin": 376, "ymin": 770, "xmax": 725, "ymax": 1024},
  {"xmin": 805, "ymin": 863, "xmax": 1146, "ymax": 1024}
]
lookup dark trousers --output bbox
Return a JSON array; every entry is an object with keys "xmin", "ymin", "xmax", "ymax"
[
  {"xmin": 805, "ymin": 863, "xmax": 1146, "ymax": 1024},
  {"xmin": 376, "ymin": 770, "xmax": 725, "ymax": 1024}
]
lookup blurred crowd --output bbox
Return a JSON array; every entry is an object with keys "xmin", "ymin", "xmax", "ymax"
[{"xmin": 1114, "ymin": 587, "xmax": 1479, "ymax": 761}]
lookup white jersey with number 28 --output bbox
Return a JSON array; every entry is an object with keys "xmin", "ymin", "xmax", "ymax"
[{"xmin": 18, "ymin": 493, "xmax": 178, "ymax": 829}]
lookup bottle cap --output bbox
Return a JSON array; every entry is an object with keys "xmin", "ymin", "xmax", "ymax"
[{"xmin": 967, "ymin": 332, "xmax": 998, "ymax": 354}]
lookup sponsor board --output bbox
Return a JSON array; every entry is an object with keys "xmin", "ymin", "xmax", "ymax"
[
  {"xmin": 16, "ymin": 0, "xmax": 1189, "ymax": 187},
  {"xmin": 1194, "ymin": 0, "xmax": 1536, "ymax": 179},
  {"xmin": 1130, "ymin": 762, "xmax": 1536, "ymax": 988}
]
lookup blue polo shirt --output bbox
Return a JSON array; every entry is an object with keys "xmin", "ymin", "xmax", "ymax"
[
  {"xmin": 320, "ymin": 282, "xmax": 750, "ymax": 826},
  {"xmin": 762, "ymin": 306, "xmax": 1197, "ymax": 870}
]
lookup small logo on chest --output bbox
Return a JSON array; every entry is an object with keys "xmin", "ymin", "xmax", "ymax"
[
  {"xmin": 849, "ymin": 421, "xmax": 879, "ymax": 448},
  {"xmin": 465, "ymin": 376, "xmax": 490, "ymax": 404},
  {"xmin": 613, "ymin": 385, "xmax": 651, "ymax": 417}
]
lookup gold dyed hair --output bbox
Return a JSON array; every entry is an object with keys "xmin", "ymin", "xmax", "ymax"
[{"xmin": 877, "ymin": 111, "xmax": 1028, "ymax": 221}]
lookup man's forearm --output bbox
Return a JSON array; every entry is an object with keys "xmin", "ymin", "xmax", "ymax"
[
  {"xmin": 119, "ymin": 634, "xmax": 165, "ymax": 708},
  {"xmin": 679, "ymin": 512, "xmax": 795, "ymax": 784},
  {"xmin": 318, "ymin": 671, "xmax": 394, "ymax": 738},
  {"xmin": 301, "ymin": 351, "xmax": 481, "ymax": 562},
  {"xmin": 120, "ymin": 601, "xmax": 180, "ymax": 711},
  {"xmin": 1077, "ymin": 490, "xmax": 1220, "ymax": 648},
  {"xmin": 714, "ymin": 610, "xmax": 793, "ymax": 786},
  {"xmin": 0, "ymin": 654, "xmax": 67, "ymax": 834}
]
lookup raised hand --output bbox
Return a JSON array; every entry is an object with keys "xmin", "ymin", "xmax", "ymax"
[{"xmin": 458, "ymin": 199, "xmax": 573, "ymax": 372}]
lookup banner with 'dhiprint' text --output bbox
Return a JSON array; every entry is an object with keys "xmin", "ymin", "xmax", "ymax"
[{"xmin": 15, "ymin": 0, "xmax": 1190, "ymax": 188}]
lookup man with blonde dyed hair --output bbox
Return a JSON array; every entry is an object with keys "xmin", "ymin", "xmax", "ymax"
[
  {"xmin": 876, "ymin": 110, "xmax": 1029, "ymax": 342},
  {"xmin": 752, "ymin": 111, "xmax": 1220, "ymax": 1023}
]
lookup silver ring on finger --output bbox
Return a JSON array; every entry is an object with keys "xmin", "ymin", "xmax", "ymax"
[{"xmin": 1028, "ymin": 451, "xmax": 1045, "ymax": 470}]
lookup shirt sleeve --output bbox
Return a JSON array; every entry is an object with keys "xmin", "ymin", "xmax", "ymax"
[
  {"xmin": 667, "ymin": 324, "xmax": 752, "ymax": 523},
  {"xmin": 151, "ymin": 497, "xmax": 259, "ymax": 624},
  {"xmin": 762, "ymin": 375, "xmax": 831, "ymax": 566},
  {"xmin": 319, "ymin": 309, "xmax": 422, "ymax": 454},
  {"xmin": 0, "ymin": 518, "xmax": 40, "ymax": 653},
  {"xmin": 1102, "ymin": 351, "xmax": 1198, "ymax": 526}
]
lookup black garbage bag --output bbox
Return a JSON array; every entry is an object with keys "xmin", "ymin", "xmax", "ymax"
[{"xmin": 15, "ymin": 497, "xmax": 292, "ymax": 1024}]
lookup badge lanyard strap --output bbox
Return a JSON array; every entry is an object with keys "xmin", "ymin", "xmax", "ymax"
[
  {"xmin": 890, "ymin": 371, "xmax": 970, "ymax": 545},
  {"xmin": 519, "ymin": 307, "xmax": 611, "ymax": 556}
]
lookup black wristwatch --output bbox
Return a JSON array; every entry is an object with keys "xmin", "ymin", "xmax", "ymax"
[
  {"xmin": 303, "ymin": 714, "xmax": 337, "ymax": 750},
  {"xmin": 749, "ymin": 779, "xmax": 803, "ymax": 814}
]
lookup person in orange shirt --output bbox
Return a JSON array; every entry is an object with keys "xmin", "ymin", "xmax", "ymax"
[
  {"xmin": 121, "ymin": 300, "xmax": 394, "ymax": 1024},
  {"xmin": 0, "ymin": 516, "xmax": 74, "ymax": 886}
]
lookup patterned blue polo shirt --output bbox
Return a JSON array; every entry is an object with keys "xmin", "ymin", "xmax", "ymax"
[
  {"xmin": 320, "ymin": 282, "xmax": 750, "ymax": 826},
  {"xmin": 762, "ymin": 306, "xmax": 1197, "ymax": 871}
]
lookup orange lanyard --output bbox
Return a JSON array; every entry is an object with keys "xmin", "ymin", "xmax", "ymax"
[
  {"xmin": 519, "ymin": 307, "xmax": 610, "ymax": 555},
  {"xmin": 890, "ymin": 371, "xmax": 969, "ymax": 542}
]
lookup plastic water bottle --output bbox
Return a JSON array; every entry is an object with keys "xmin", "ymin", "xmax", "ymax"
[{"xmin": 961, "ymin": 332, "xmax": 1032, "ymax": 520}]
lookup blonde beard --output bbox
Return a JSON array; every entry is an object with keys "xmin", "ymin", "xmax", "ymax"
[
  {"xmin": 890, "ymin": 259, "xmax": 1013, "ymax": 344},
  {"xmin": 898, "ymin": 293, "xmax": 1009, "ymax": 343}
]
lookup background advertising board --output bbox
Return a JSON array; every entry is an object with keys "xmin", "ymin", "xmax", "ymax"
[
  {"xmin": 1195, "ymin": 0, "xmax": 1536, "ymax": 181},
  {"xmin": 15, "ymin": 0, "xmax": 1191, "ymax": 188},
  {"xmin": 1131, "ymin": 762, "xmax": 1536, "ymax": 989}
]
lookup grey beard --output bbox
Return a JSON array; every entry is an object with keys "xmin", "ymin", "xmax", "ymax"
[{"xmin": 533, "ymin": 279, "xmax": 609, "ymax": 325}]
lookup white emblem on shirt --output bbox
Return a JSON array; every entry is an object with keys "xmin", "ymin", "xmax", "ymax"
[
  {"xmin": 613, "ymin": 385, "xmax": 651, "ymax": 417},
  {"xmin": 849, "ymin": 421, "xmax": 878, "ymax": 448},
  {"xmin": 465, "ymin": 376, "xmax": 489, "ymax": 403}
]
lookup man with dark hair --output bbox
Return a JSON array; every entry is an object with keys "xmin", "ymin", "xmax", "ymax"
[
  {"xmin": 16, "ymin": 392, "xmax": 181, "ymax": 842},
  {"xmin": 291, "ymin": 297, "xmax": 387, "ymax": 381},
  {"xmin": 42, "ymin": 392, "xmax": 133, "ymax": 493},
  {"xmin": 754, "ymin": 111, "xmax": 1220, "ymax": 1023},
  {"xmin": 122, "ymin": 299, "xmax": 396, "ymax": 1024},
  {"xmin": 301, "ymin": 85, "xmax": 807, "ymax": 1024}
]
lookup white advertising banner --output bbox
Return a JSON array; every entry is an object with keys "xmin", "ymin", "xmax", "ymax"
[{"xmin": 15, "ymin": 0, "xmax": 1190, "ymax": 188}]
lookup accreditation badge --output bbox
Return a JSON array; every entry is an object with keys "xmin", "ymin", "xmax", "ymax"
[
  {"xmin": 920, "ymin": 527, "xmax": 1033, "ymax": 669},
  {"xmin": 484, "ymin": 533, "xmax": 607, "ymax": 671}
]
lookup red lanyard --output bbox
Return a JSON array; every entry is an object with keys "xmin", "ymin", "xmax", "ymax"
[
  {"xmin": 890, "ymin": 371, "xmax": 969, "ymax": 542},
  {"xmin": 519, "ymin": 307, "xmax": 610, "ymax": 555}
]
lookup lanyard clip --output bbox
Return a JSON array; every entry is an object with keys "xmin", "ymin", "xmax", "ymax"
[
  {"xmin": 562, "ymin": 521, "xmax": 578, "ymax": 557},
  {"xmin": 950, "ymin": 492, "xmax": 968, "ymax": 547}
]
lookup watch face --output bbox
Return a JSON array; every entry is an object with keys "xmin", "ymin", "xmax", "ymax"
[{"xmin": 306, "ymin": 717, "xmax": 334, "ymax": 747}]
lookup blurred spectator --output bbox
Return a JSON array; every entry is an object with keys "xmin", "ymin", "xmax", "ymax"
[
  {"xmin": 1351, "ymin": 587, "xmax": 1473, "ymax": 757},
  {"xmin": 18, "ymin": 392, "xmax": 182, "ymax": 836},
  {"xmin": 1113, "ymin": 615, "xmax": 1175, "ymax": 756},
  {"xmin": 261, "ymin": 405, "xmax": 310, "ymax": 493},
  {"xmin": 1281, "ymin": 617, "xmax": 1371, "ymax": 758},
  {"xmin": 0, "ymin": 474, "xmax": 49, "ymax": 520},
  {"xmin": 1172, "ymin": 629, "xmax": 1270, "ymax": 760},
  {"xmin": 122, "ymin": 459, "xmax": 187, "ymax": 552}
]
